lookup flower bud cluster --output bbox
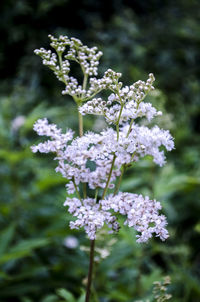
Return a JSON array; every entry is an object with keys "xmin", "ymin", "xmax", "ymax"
[
  {"xmin": 64, "ymin": 37, "xmax": 103, "ymax": 76},
  {"xmin": 79, "ymin": 73, "xmax": 158, "ymax": 124},
  {"xmin": 35, "ymin": 35, "xmax": 105, "ymax": 100},
  {"xmin": 82, "ymin": 69, "xmax": 122, "ymax": 100},
  {"xmin": 128, "ymin": 73, "xmax": 155, "ymax": 102},
  {"xmin": 61, "ymin": 76, "xmax": 86, "ymax": 97},
  {"xmin": 34, "ymin": 48, "xmax": 58, "ymax": 69}
]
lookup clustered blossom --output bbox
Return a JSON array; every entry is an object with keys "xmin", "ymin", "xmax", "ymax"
[
  {"xmin": 32, "ymin": 119, "xmax": 174, "ymax": 191},
  {"xmin": 101, "ymin": 192, "xmax": 169, "ymax": 243},
  {"xmin": 121, "ymin": 124, "xmax": 174, "ymax": 166},
  {"xmin": 31, "ymin": 118, "xmax": 73, "ymax": 154},
  {"xmin": 32, "ymin": 121, "xmax": 120, "ymax": 190},
  {"xmin": 32, "ymin": 115, "xmax": 174, "ymax": 240},
  {"xmin": 32, "ymin": 35, "xmax": 174, "ymax": 243},
  {"xmin": 63, "ymin": 192, "xmax": 168, "ymax": 242},
  {"xmin": 64, "ymin": 197, "xmax": 119, "ymax": 240}
]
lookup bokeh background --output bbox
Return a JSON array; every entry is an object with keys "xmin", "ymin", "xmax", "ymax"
[{"xmin": 0, "ymin": 0, "xmax": 200, "ymax": 301}]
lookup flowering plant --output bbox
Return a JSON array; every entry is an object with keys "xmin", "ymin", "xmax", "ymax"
[{"xmin": 32, "ymin": 35, "xmax": 174, "ymax": 301}]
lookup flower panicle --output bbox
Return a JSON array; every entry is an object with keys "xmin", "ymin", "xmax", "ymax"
[{"xmin": 32, "ymin": 35, "xmax": 175, "ymax": 243}]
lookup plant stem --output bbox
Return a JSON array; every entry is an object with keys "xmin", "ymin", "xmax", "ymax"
[
  {"xmin": 78, "ymin": 109, "xmax": 84, "ymax": 137},
  {"xmin": 85, "ymin": 239, "xmax": 95, "ymax": 302},
  {"xmin": 82, "ymin": 73, "xmax": 88, "ymax": 92},
  {"xmin": 126, "ymin": 119, "xmax": 134, "ymax": 137},
  {"xmin": 76, "ymin": 74, "xmax": 95, "ymax": 302},
  {"xmin": 114, "ymin": 164, "xmax": 126, "ymax": 195},
  {"xmin": 72, "ymin": 178, "xmax": 81, "ymax": 200},
  {"xmin": 116, "ymin": 103, "xmax": 124, "ymax": 140},
  {"xmin": 102, "ymin": 154, "xmax": 116, "ymax": 200}
]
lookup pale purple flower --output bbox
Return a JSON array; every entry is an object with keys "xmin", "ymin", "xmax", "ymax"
[{"xmin": 32, "ymin": 43, "xmax": 174, "ymax": 243}]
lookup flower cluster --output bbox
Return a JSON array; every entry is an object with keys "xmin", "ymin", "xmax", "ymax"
[
  {"xmin": 31, "ymin": 118, "xmax": 73, "ymax": 154},
  {"xmin": 35, "ymin": 35, "xmax": 103, "ymax": 76},
  {"xmin": 79, "ymin": 73, "xmax": 160, "ymax": 124},
  {"xmin": 32, "ymin": 118, "xmax": 174, "ymax": 191},
  {"xmin": 34, "ymin": 35, "xmax": 125, "ymax": 102},
  {"xmin": 64, "ymin": 197, "xmax": 119, "ymax": 240},
  {"xmin": 62, "ymin": 69, "xmax": 122, "ymax": 100},
  {"xmin": 32, "ymin": 35, "xmax": 174, "ymax": 243},
  {"xmin": 63, "ymin": 192, "xmax": 168, "ymax": 242},
  {"xmin": 32, "ymin": 115, "xmax": 173, "ymax": 240},
  {"xmin": 101, "ymin": 192, "xmax": 169, "ymax": 243}
]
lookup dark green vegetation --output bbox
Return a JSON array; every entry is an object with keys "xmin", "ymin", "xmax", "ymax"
[{"xmin": 0, "ymin": 0, "xmax": 200, "ymax": 301}]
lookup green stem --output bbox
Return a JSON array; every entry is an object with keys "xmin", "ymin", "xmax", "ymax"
[
  {"xmin": 72, "ymin": 178, "xmax": 81, "ymax": 200},
  {"xmin": 116, "ymin": 101, "xmax": 124, "ymax": 141},
  {"xmin": 126, "ymin": 119, "xmax": 134, "ymax": 137},
  {"xmin": 91, "ymin": 284, "xmax": 99, "ymax": 302},
  {"xmin": 77, "ymin": 102, "xmax": 87, "ymax": 197},
  {"xmin": 83, "ymin": 73, "xmax": 88, "ymax": 91},
  {"xmin": 114, "ymin": 101, "xmax": 137, "ymax": 194},
  {"xmin": 114, "ymin": 164, "xmax": 126, "ymax": 195},
  {"xmin": 102, "ymin": 154, "xmax": 116, "ymax": 200},
  {"xmin": 78, "ymin": 109, "xmax": 84, "ymax": 137},
  {"xmin": 84, "ymin": 89, "xmax": 102, "ymax": 101},
  {"xmin": 58, "ymin": 53, "xmax": 68, "ymax": 85},
  {"xmin": 95, "ymin": 189, "xmax": 98, "ymax": 201},
  {"xmin": 85, "ymin": 239, "xmax": 95, "ymax": 302},
  {"xmin": 83, "ymin": 183, "xmax": 87, "ymax": 199}
]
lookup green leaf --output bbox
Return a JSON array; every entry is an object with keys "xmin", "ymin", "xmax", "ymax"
[
  {"xmin": 77, "ymin": 292, "xmax": 85, "ymax": 302},
  {"xmin": 35, "ymin": 168, "xmax": 66, "ymax": 191},
  {"xmin": 0, "ymin": 238, "xmax": 50, "ymax": 265},
  {"xmin": 56, "ymin": 289, "xmax": 75, "ymax": 302},
  {"xmin": 0, "ymin": 149, "xmax": 29, "ymax": 164},
  {"xmin": 194, "ymin": 222, "xmax": 200, "ymax": 233},
  {"xmin": 41, "ymin": 294, "xmax": 59, "ymax": 302},
  {"xmin": 0, "ymin": 223, "xmax": 16, "ymax": 256}
]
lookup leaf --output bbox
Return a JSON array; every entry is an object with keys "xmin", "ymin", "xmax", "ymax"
[
  {"xmin": 56, "ymin": 289, "xmax": 75, "ymax": 302},
  {"xmin": 154, "ymin": 164, "xmax": 200, "ymax": 199},
  {"xmin": 0, "ymin": 223, "xmax": 16, "ymax": 256},
  {"xmin": 0, "ymin": 149, "xmax": 29, "ymax": 164},
  {"xmin": 35, "ymin": 168, "xmax": 66, "ymax": 191},
  {"xmin": 77, "ymin": 291, "xmax": 85, "ymax": 302},
  {"xmin": 20, "ymin": 297, "xmax": 33, "ymax": 302},
  {"xmin": 0, "ymin": 238, "xmax": 50, "ymax": 265},
  {"xmin": 194, "ymin": 222, "xmax": 200, "ymax": 233},
  {"xmin": 41, "ymin": 295, "xmax": 59, "ymax": 302}
]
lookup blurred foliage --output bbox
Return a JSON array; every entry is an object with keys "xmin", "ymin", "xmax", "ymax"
[{"xmin": 0, "ymin": 0, "xmax": 200, "ymax": 301}]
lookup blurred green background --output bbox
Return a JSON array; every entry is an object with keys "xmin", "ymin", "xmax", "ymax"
[{"xmin": 0, "ymin": 0, "xmax": 200, "ymax": 301}]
